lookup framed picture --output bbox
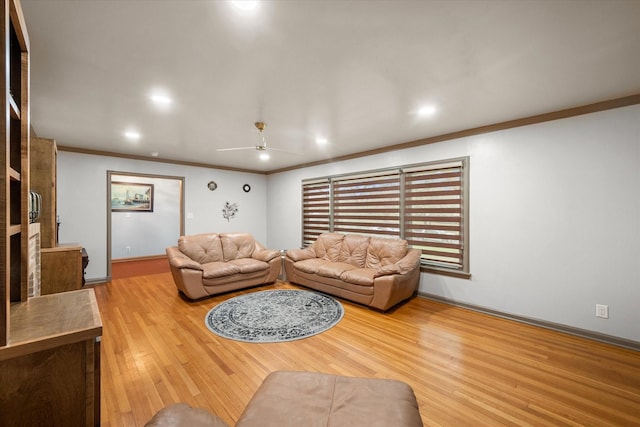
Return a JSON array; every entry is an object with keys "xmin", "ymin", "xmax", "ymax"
[{"xmin": 111, "ymin": 182, "xmax": 154, "ymax": 212}]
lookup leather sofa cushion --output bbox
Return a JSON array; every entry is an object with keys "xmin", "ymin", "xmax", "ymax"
[
  {"xmin": 202, "ymin": 262, "xmax": 240, "ymax": 279},
  {"xmin": 316, "ymin": 262, "xmax": 358, "ymax": 280},
  {"xmin": 338, "ymin": 234, "xmax": 370, "ymax": 268},
  {"xmin": 179, "ymin": 233, "xmax": 224, "ymax": 264},
  {"xmin": 365, "ymin": 237, "xmax": 408, "ymax": 269},
  {"xmin": 340, "ymin": 268, "xmax": 377, "ymax": 286},
  {"xmin": 311, "ymin": 233, "xmax": 344, "ymax": 261},
  {"xmin": 221, "ymin": 233, "xmax": 256, "ymax": 261},
  {"xmin": 229, "ymin": 258, "xmax": 270, "ymax": 274},
  {"xmin": 293, "ymin": 258, "xmax": 329, "ymax": 274}
]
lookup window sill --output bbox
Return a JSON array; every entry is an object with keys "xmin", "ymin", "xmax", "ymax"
[{"xmin": 420, "ymin": 265, "xmax": 472, "ymax": 279}]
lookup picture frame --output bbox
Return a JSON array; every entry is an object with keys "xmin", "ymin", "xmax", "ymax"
[{"xmin": 111, "ymin": 181, "xmax": 154, "ymax": 212}]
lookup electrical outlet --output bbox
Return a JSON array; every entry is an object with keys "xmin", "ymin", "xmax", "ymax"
[
  {"xmin": 125, "ymin": 246, "xmax": 131, "ymax": 254},
  {"xmin": 596, "ymin": 304, "xmax": 609, "ymax": 319}
]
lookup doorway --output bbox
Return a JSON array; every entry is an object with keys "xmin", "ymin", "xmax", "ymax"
[{"xmin": 106, "ymin": 171, "xmax": 185, "ymax": 279}]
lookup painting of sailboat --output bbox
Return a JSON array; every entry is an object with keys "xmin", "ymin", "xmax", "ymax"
[{"xmin": 111, "ymin": 182, "xmax": 154, "ymax": 212}]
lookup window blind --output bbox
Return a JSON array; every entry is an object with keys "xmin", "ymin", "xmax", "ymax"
[
  {"xmin": 404, "ymin": 162, "xmax": 464, "ymax": 269},
  {"xmin": 301, "ymin": 180, "xmax": 331, "ymax": 247},
  {"xmin": 332, "ymin": 172, "xmax": 400, "ymax": 237}
]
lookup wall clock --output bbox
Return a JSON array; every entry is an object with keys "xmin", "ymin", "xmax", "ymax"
[
  {"xmin": 243, "ymin": 184, "xmax": 251, "ymax": 193},
  {"xmin": 208, "ymin": 181, "xmax": 218, "ymax": 191}
]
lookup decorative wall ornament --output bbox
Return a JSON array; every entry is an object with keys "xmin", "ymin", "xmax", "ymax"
[
  {"xmin": 243, "ymin": 184, "xmax": 251, "ymax": 193},
  {"xmin": 222, "ymin": 202, "xmax": 238, "ymax": 221},
  {"xmin": 207, "ymin": 181, "xmax": 218, "ymax": 191}
]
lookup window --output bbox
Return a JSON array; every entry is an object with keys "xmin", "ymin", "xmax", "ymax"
[
  {"xmin": 333, "ymin": 171, "xmax": 400, "ymax": 237},
  {"xmin": 301, "ymin": 157, "xmax": 469, "ymax": 277},
  {"xmin": 301, "ymin": 179, "xmax": 330, "ymax": 247},
  {"xmin": 404, "ymin": 160, "xmax": 466, "ymax": 271}
]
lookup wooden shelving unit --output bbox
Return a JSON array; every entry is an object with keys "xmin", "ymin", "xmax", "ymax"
[
  {"xmin": 0, "ymin": 1, "xmax": 102, "ymax": 425},
  {"xmin": 30, "ymin": 137, "xmax": 57, "ymax": 248},
  {"xmin": 2, "ymin": 0, "xmax": 30, "ymax": 346}
]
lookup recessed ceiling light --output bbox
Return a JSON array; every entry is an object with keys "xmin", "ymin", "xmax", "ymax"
[
  {"xmin": 316, "ymin": 137, "xmax": 328, "ymax": 145},
  {"xmin": 124, "ymin": 130, "xmax": 141, "ymax": 141},
  {"xmin": 231, "ymin": 1, "xmax": 259, "ymax": 11},
  {"xmin": 150, "ymin": 94, "xmax": 172, "ymax": 106},
  {"xmin": 417, "ymin": 105, "xmax": 437, "ymax": 117},
  {"xmin": 259, "ymin": 152, "xmax": 270, "ymax": 161}
]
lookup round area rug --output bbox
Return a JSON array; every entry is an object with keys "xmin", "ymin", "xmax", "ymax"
[{"xmin": 205, "ymin": 289, "xmax": 344, "ymax": 343}]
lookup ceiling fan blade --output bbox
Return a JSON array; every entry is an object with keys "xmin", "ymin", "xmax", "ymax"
[{"xmin": 215, "ymin": 146, "xmax": 256, "ymax": 152}]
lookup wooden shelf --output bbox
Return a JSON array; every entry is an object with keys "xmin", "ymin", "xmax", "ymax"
[
  {"xmin": 8, "ymin": 166, "xmax": 20, "ymax": 181},
  {"xmin": 8, "ymin": 95, "xmax": 19, "ymax": 119},
  {"xmin": 8, "ymin": 224, "xmax": 21, "ymax": 236},
  {"xmin": 0, "ymin": 289, "xmax": 102, "ymax": 361}
]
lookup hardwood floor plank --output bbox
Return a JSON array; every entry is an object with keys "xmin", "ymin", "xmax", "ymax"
[{"xmin": 93, "ymin": 274, "xmax": 640, "ymax": 426}]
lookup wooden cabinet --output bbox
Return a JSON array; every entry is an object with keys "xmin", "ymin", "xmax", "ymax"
[
  {"xmin": 0, "ymin": 290, "xmax": 102, "ymax": 426},
  {"xmin": 30, "ymin": 137, "xmax": 57, "ymax": 248},
  {"xmin": 32, "ymin": 139, "xmax": 84, "ymax": 295},
  {"xmin": 41, "ymin": 243, "xmax": 83, "ymax": 295}
]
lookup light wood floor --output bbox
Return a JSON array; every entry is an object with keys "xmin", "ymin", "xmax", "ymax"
[{"xmin": 94, "ymin": 273, "xmax": 640, "ymax": 426}]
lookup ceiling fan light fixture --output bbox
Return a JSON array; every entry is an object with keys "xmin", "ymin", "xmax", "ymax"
[{"xmin": 255, "ymin": 122, "xmax": 267, "ymax": 149}]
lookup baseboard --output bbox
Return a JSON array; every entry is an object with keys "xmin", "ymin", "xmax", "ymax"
[
  {"xmin": 112, "ymin": 254, "xmax": 167, "ymax": 263},
  {"xmin": 85, "ymin": 277, "xmax": 110, "ymax": 286},
  {"xmin": 418, "ymin": 291, "xmax": 640, "ymax": 352}
]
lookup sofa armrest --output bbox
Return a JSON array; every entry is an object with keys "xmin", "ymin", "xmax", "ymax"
[
  {"xmin": 166, "ymin": 246, "xmax": 203, "ymax": 271},
  {"xmin": 374, "ymin": 248, "xmax": 421, "ymax": 277},
  {"xmin": 286, "ymin": 247, "xmax": 316, "ymax": 262},
  {"xmin": 253, "ymin": 249, "xmax": 280, "ymax": 262}
]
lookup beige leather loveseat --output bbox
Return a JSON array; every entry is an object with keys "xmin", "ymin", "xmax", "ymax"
[
  {"xmin": 166, "ymin": 232, "xmax": 280, "ymax": 300},
  {"xmin": 284, "ymin": 233, "xmax": 421, "ymax": 311}
]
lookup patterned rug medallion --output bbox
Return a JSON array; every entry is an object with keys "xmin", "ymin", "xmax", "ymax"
[{"xmin": 205, "ymin": 289, "xmax": 344, "ymax": 343}]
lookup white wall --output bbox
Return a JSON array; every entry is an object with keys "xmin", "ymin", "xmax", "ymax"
[
  {"xmin": 57, "ymin": 153, "xmax": 268, "ymax": 280},
  {"xmin": 267, "ymin": 105, "xmax": 640, "ymax": 343},
  {"xmin": 56, "ymin": 105, "xmax": 639, "ymax": 342}
]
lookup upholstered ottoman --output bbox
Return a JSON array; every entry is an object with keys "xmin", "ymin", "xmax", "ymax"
[
  {"xmin": 146, "ymin": 371, "xmax": 423, "ymax": 427},
  {"xmin": 236, "ymin": 371, "xmax": 423, "ymax": 427}
]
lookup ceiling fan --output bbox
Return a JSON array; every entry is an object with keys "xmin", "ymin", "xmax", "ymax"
[{"xmin": 216, "ymin": 122, "xmax": 291, "ymax": 154}]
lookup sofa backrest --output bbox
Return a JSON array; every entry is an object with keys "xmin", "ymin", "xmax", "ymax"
[
  {"xmin": 338, "ymin": 234, "xmax": 370, "ymax": 268},
  {"xmin": 178, "ymin": 233, "xmax": 224, "ymax": 264},
  {"xmin": 220, "ymin": 233, "xmax": 256, "ymax": 261},
  {"xmin": 312, "ymin": 233, "xmax": 345, "ymax": 261},
  {"xmin": 313, "ymin": 233, "xmax": 409, "ymax": 269},
  {"xmin": 365, "ymin": 236, "xmax": 409, "ymax": 269}
]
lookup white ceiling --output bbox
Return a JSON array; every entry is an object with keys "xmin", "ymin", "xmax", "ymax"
[{"xmin": 21, "ymin": 0, "xmax": 640, "ymax": 173}]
